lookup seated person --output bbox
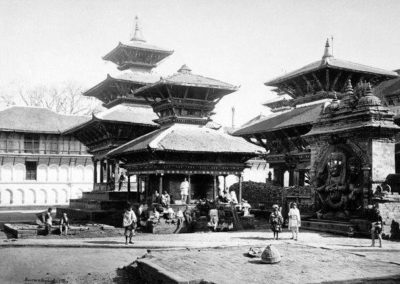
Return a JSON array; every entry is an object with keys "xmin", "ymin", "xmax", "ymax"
[
  {"xmin": 149, "ymin": 207, "xmax": 160, "ymax": 224},
  {"xmin": 59, "ymin": 212, "xmax": 70, "ymax": 236},
  {"xmin": 164, "ymin": 205, "xmax": 175, "ymax": 220},
  {"xmin": 183, "ymin": 205, "xmax": 192, "ymax": 224},
  {"xmin": 161, "ymin": 191, "xmax": 171, "ymax": 207},
  {"xmin": 242, "ymin": 200, "xmax": 251, "ymax": 216},
  {"xmin": 176, "ymin": 208, "xmax": 184, "ymax": 226},
  {"xmin": 208, "ymin": 207, "xmax": 219, "ymax": 231}
]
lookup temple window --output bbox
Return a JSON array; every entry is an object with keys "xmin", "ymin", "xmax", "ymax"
[
  {"xmin": 24, "ymin": 134, "xmax": 40, "ymax": 154},
  {"xmin": 25, "ymin": 161, "xmax": 37, "ymax": 180}
]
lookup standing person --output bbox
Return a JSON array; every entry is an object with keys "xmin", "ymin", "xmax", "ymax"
[
  {"xmin": 118, "ymin": 172, "xmax": 126, "ymax": 191},
  {"xmin": 269, "ymin": 204, "xmax": 283, "ymax": 240},
  {"xmin": 180, "ymin": 178, "xmax": 189, "ymax": 204},
  {"xmin": 44, "ymin": 208, "xmax": 53, "ymax": 235},
  {"xmin": 59, "ymin": 212, "xmax": 70, "ymax": 236},
  {"xmin": 122, "ymin": 205, "xmax": 137, "ymax": 245},
  {"xmin": 370, "ymin": 204, "xmax": 383, "ymax": 248},
  {"xmin": 288, "ymin": 202, "xmax": 301, "ymax": 241}
]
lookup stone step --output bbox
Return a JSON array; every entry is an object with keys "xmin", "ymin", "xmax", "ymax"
[{"xmin": 301, "ymin": 220, "xmax": 356, "ymax": 236}]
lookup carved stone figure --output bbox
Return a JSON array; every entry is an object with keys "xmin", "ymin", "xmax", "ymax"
[{"xmin": 315, "ymin": 148, "xmax": 364, "ymax": 219}]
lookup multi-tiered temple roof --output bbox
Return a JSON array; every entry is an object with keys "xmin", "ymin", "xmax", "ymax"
[
  {"xmin": 234, "ymin": 41, "xmax": 399, "ymax": 187},
  {"xmin": 65, "ymin": 17, "xmax": 173, "ymax": 159},
  {"xmin": 83, "ymin": 16, "xmax": 173, "ymax": 108},
  {"xmin": 108, "ymin": 65, "xmax": 263, "ymax": 175},
  {"xmin": 264, "ymin": 39, "xmax": 398, "ymax": 109}
]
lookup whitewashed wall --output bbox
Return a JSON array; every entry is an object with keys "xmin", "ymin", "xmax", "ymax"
[{"xmin": 0, "ymin": 163, "xmax": 93, "ymax": 206}]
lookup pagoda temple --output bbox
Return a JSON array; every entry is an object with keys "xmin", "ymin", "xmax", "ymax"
[
  {"xmin": 64, "ymin": 17, "xmax": 172, "ymax": 191},
  {"xmin": 233, "ymin": 39, "xmax": 399, "ymax": 187},
  {"xmin": 107, "ymin": 64, "xmax": 264, "ymax": 203}
]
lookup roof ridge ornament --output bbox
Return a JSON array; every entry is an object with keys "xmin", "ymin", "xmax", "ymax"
[
  {"xmin": 322, "ymin": 38, "xmax": 333, "ymax": 60},
  {"xmin": 178, "ymin": 64, "xmax": 192, "ymax": 74},
  {"xmin": 131, "ymin": 15, "xmax": 146, "ymax": 42}
]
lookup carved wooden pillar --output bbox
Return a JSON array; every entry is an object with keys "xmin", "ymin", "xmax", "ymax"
[
  {"xmin": 93, "ymin": 160, "xmax": 97, "ymax": 184},
  {"xmin": 127, "ymin": 174, "xmax": 131, "ymax": 193},
  {"xmin": 213, "ymin": 175, "xmax": 217, "ymax": 200},
  {"xmin": 136, "ymin": 175, "xmax": 140, "ymax": 203},
  {"xmin": 239, "ymin": 174, "xmax": 243, "ymax": 204},
  {"xmin": 99, "ymin": 160, "xmax": 104, "ymax": 184},
  {"xmin": 223, "ymin": 175, "xmax": 227, "ymax": 191},
  {"xmin": 159, "ymin": 174, "xmax": 163, "ymax": 195},
  {"xmin": 188, "ymin": 175, "xmax": 192, "ymax": 203},
  {"xmin": 106, "ymin": 160, "xmax": 110, "ymax": 184}
]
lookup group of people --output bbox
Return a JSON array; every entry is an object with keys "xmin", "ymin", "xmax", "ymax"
[
  {"xmin": 269, "ymin": 202, "xmax": 301, "ymax": 240},
  {"xmin": 38, "ymin": 207, "xmax": 70, "ymax": 236}
]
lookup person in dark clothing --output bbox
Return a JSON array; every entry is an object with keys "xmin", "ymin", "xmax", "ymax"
[
  {"xmin": 118, "ymin": 172, "xmax": 126, "ymax": 191},
  {"xmin": 269, "ymin": 204, "xmax": 283, "ymax": 240}
]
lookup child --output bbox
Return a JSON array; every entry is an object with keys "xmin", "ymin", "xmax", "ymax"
[
  {"xmin": 269, "ymin": 204, "xmax": 283, "ymax": 240},
  {"xmin": 288, "ymin": 202, "xmax": 301, "ymax": 241},
  {"xmin": 122, "ymin": 205, "xmax": 137, "ymax": 245}
]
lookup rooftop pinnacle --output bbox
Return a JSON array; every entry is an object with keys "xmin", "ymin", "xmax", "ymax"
[
  {"xmin": 322, "ymin": 38, "xmax": 333, "ymax": 60},
  {"xmin": 131, "ymin": 15, "xmax": 146, "ymax": 42}
]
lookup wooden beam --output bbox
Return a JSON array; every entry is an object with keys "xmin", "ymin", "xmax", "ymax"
[
  {"xmin": 204, "ymin": 88, "xmax": 210, "ymax": 101},
  {"xmin": 302, "ymin": 75, "xmax": 313, "ymax": 94},
  {"xmin": 325, "ymin": 69, "xmax": 330, "ymax": 91},
  {"xmin": 331, "ymin": 71, "xmax": 342, "ymax": 91},
  {"xmin": 292, "ymin": 80, "xmax": 304, "ymax": 97},
  {"xmin": 184, "ymin": 87, "xmax": 189, "ymax": 99},
  {"xmin": 311, "ymin": 72, "xmax": 324, "ymax": 91}
]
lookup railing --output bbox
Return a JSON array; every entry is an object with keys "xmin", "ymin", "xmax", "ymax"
[{"xmin": 0, "ymin": 147, "xmax": 87, "ymax": 155}]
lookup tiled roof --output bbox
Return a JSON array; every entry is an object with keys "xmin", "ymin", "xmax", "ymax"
[
  {"xmin": 95, "ymin": 103, "xmax": 158, "ymax": 125},
  {"xmin": 0, "ymin": 106, "xmax": 90, "ymax": 134},
  {"xmin": 266, "ymin": 57, "xmax": 398, "ymax": 86},
  {"xmin": 83, "ymin": 72, "xmax": 160, "ymax": 98},
  {"xmin": 233, "ymin": 103, "xmax": 324, "ymax": 136},
  {"xmin": 160, "ymin": 71, "xmax": 238, "ymax": 90},
  {"xmin": 107, "ymin": 123, "xmax": 265, "ymax": 156},
  {"xmin": 103, "ymin": 41, "xmax": 173, "ymax": 61},
  {"xmin": 63, "ymin": 103, "xmax": 158, "ymax": 134},
  {"xmin": 374, "ymin": 78, "xmax": 400, "ymax": 99}
]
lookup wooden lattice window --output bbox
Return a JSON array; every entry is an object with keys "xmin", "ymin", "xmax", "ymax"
[{"xmin": 25, "ymin": 161, "xmax": 37, "ymax": 180}]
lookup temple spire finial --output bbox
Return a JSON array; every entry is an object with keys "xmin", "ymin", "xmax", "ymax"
[
  {"xmin": 131, "ymin": 15, "xmax": 146, "ymax": 42},
  {"xmin": 178, "ymin": 64, "xmax": 192, "ymax": 74},
  {"xmin": 322, "ymin": 38, "xmax": 333, "ymax": 60}
]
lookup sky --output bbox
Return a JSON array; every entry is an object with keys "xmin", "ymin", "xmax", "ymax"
[{"xmin": 1, "ymin": 0, "xmax": 400, "ymax": 127}]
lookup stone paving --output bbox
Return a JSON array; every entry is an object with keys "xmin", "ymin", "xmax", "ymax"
[{"xmin": 140, "ymin": 243, "xmax": 400, "ymax": 284}]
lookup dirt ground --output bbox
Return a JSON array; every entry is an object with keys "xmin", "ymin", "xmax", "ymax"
[{"xmin": 0, "ymin": 247, "xmax": 146, "ymax": 284}]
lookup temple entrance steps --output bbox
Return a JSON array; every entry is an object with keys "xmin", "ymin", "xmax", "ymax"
[{"xmin": 301, "ymin": 218, "xmax": 370, "ymax": 237}]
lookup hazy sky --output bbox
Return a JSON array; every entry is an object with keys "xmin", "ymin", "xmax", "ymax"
[{"xmin": 1, "ymin": 0, "xmax": 400, "ymax": 126}]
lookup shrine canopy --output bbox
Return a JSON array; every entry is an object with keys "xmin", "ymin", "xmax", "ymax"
[
  {"xmin": 265, "ymin": 39, "xmax": 399, "ymax": 109},
  {"xmin": 83, "ymin": 16, "xmax": 174, "ymax": 108},
  {"xmin": 107, "ymin": 65, "xmax": 264, "ymax": 175}
]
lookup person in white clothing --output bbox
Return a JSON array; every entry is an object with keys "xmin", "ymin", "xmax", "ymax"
[
  {"xmin": 180, "ymin": 178, "xmax": 189, "ymax": 204},
  {"xmin": 122, "ymin": 205, "xmax": 137, "ymax": 245},
  {"xmin": 288, "ymin": 202, "xmax": 301, "ymax": 240}
]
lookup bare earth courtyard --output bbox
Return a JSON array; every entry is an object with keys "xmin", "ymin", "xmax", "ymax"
[{"xmin": 1, "ymin": 230, "xmax": 400, "ymax": 284}]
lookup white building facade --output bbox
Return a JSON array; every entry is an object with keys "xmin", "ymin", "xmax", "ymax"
[{"xmin": 0, "ymin": 107, "xmax": 93, "ymax": 208}]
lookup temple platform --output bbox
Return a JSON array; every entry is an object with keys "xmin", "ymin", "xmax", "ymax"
[
  {"xmin": 3, "ymin": 223, "xmax": 117, "ymax": 239},
  {"xmin": 301, "ymin": 218, "xmax": 370, "ymax": 236}
]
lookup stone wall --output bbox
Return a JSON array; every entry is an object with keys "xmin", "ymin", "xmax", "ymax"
[{"xmin": 376, "ymin": 194, "xmax": 400, "ymax": 239}]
